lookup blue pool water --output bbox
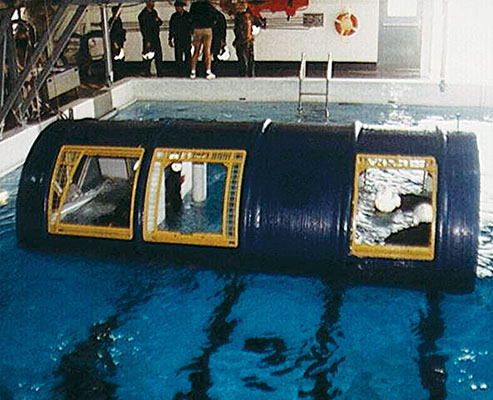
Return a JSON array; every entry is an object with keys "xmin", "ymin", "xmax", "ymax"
[{"xmin": 1, "ymin": 101, "xmax": 493, "ymax": 399}]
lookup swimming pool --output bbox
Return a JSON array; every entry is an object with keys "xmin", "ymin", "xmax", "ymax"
[{"xmin": 1, "ymin": 101, "xmax": 493, "ymax": 399}]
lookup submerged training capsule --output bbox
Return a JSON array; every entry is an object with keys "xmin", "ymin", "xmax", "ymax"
[{"xmin": 16, "ymin": 119, "xmax": 480, "ymax": 292}]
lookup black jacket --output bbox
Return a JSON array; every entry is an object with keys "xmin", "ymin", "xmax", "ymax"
[
  {"xmin": 138, "ymin": 7, "xmax": 162, "ymax": 44},
  {"xmin": 109, "ymin": 16, "xmax": 126, "ymax": 48},
  {"xmin": 169, "ymin": 10, "xmax": 192, "ymax": 42},
  {"xmin": 189, "ymin": 0, "xmax": 217, "ymax": 30},
  {"xmin": 212, "ymin": 9, "xmax": 226, "ymax": 47}
]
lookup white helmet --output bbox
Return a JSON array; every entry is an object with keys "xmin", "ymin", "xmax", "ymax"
[
  {"xmin": 217, "ymin": 47, "xmax": 230, "ymax": 61},
  {"xmin": 114, "ymin": 48, "xmax": 125, "ymax": 61},
  {"xmin": 171, "ymin": 162, "xmax": 182, "ymax": 173},
  {"xmin": 142, "ymin": 51, "xmax": 155, "ymax": 60},
  {"xmin": 374, "ymin": 186, "xmax": 401, "ymax": 213},
  {"xmin": 412, "ymin": 203, "xmax": 433, "ymax": 225}
]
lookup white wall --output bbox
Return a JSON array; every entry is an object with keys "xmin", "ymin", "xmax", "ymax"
[
  {"xmin": 443, "ymin": 0, "xmax": 493, "ymax": 84},
  {"xmin": 255, "ymin": 0, "xmax": 379, "ymax": 62}
]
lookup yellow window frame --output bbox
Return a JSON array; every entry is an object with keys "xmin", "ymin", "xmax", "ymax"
[
  {"xmin": 47, "ymin": 145, "xmax": 145, "ymax": 240},
  {"xmin": 350, "ymin": 153, "xmax": 438, "ymax": 261},
  {"xmin": 143, "ymin": 148, "xmax": 247, "ymax": 248}
]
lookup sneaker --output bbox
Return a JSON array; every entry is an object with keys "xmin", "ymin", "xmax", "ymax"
[
  {"xmin": 190, "ymin": 71, "xmax": 196, "ymax": 79},
  {"xmin": 206, "ymin": 72, "xmax": 216, "ymax": 80}
]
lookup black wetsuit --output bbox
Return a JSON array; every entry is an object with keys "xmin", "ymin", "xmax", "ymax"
[
  {"xmin": 166, "ymin": 170, "xmax": 183, "ymax": 214},
  {"xmin": 212, "ymin": 9, "xmax": 226, "ymax": 67},
  {"xmin": 109, "ymin": 14, "xmax": 126, "ymax": 79},
  {"xmin": 138, "ymin": 7, "xmax": 163, "ymax": 76},
  {"xmin": 385, "ymin": 223, "xmax": 431, "ymax": 246},
  {"xmin": 169, "ymin": 10, "xmax": 192, "ymax": 75},
  {"xmin": 109, "ymin": 15, "xmax": 126, "ymax": 57}
]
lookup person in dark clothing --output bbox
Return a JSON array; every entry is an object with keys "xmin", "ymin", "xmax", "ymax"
[
  {"xmin": 109, "ymin": 6, "xmax": 126, "ymax": 61},
  {"xmin": 109, "ymin": 6, "xmax": 126, "ymax": 80},
  {"xmin": 165, "ymin": 163, "xmax": 183, "ymax": 228},
  {"xmin": 211, "ymin": 7, "xmax": 227, "ymax": 70},
  {"xmin": 385, "ymin": 222, "xmax": 431, "ymax": 246},
  {"xmin": 189, "ymin": 0, "xmax": 218, "ymax": 79},
  {"xmin": 13, "ymin": 21, "xmax": 34, "ymax": 69},
  {"xmin": 168, "ymin": 0, "xmax": 192, "ymax": 76},
  {"xmin": 138, "ymin": 1, "xmax": 163, "ymax": 76},
  {"xmin": 233, "ymin": 1, "xmax": 264, "ymax": 77}
]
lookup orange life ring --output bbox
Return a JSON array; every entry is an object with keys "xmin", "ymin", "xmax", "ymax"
[{"xmin": 334, "ymin": 12, "xmax": 359, "ymax": 37}]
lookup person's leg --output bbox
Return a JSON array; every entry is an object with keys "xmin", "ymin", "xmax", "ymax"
[
  {"xmin": 175, "ymin": 41, "xmax": 188, "ymax": 76},
  {"xmin": 203, "ymin": 28, "xmax": 214, "ymax": 78},
  {"xmin": 211, "ymin": 43, "xmax": 218, "ymax": 70},
  {"xmin": 236, "ymin": 43, "xmax": 247, "ymax": 77},
  {"xmin": 154, "ymin": 42, "xmax": 163, "ymax": 76},
  {"xmin": 184, "ymin": 41, "xmax": 191, "ymax": 74},
  {"xmin": 190, "ymin": 30, "xmax": 202, "ymax": 78},
  {"xmin": 247, "ymin": 41, "xmax": 255, "ymax": 77},
  {"xmin": 142, "ymin": 39, "xmax": 151, "ymax": 76},
  {"xmin": 148, "ymin": 38, "xmax": 163, "ymax": 76},
  {"xmin": 143, "ymin": 59, "xmax": 151, "ymax": 76},
  {"xmin": 174, "ymin": 43, "xmax": 181, "ymax": 69},
  {"xmin": 190, "ymin": 43, "xmax": 202, "ymax": 77}
]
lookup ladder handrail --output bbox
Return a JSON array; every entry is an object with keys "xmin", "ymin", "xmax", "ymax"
[
  {"xmin": 298, "ymin": 52, "xmax": 332, "ymax": 120},
  {"xmin": 326, "ymin": 52, "xmax": 333, "ymax": 80},
  {"xmin": 325, "ymin": 52, "xmax": 332, "ymax": 119},
  {"xmin": 299, "ymin": 51, "xmax": 307, "ymax": 80}
]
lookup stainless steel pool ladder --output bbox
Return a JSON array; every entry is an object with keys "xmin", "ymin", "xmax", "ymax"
[{"xmin": 297, "ymin": 52, "xmax": 333, "ymax": 120}]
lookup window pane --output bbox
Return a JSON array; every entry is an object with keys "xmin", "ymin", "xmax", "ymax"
[
  {"xmin": 388, "ymin": 0, "xmax": 418, "ymax": 17},
  {"xmin": 144, "ymin": 148, "xmax": 246, "ymax": 248},
  {"xmin": 350, "ymin": 154, "xmax": 437, "ymax": 260},
  {"xmin": 161, "ymin": 163, "xmax": 226, "ymax": 234},
  {"xmin": 60, "ymin": 156, "xmax": 137, "ymax": 228},
  {"xmin": 48, "ymin": 146, "xmax": 144, "ymax": 240}
]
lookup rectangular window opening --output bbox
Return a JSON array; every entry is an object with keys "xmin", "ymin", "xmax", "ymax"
[
  {"xmin": 350, "ymin": 153, "xmax": 437, "ymax": 261},
  {"xmin": 48, "ymin": 145, "xmax": 145, "ymax": 240},
  {"xmin": 143, "ymin": 148, "xmax": 247, "ymax": 248},
  {"xmin": 387, "ymin": 0, "xmax": 418, "ymax": 17},
  {"xmin": 303, "ymin": 13, "xmax": 324, "ymax": 27}
]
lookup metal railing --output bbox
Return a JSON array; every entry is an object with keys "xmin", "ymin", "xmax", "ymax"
[
  {"xmin": 0, "ymin": 2, "xmax": 106, "ymax": 132},
  {"xmin": 297, "ymin": 52, "xmax": 332, "ymax": 120}
]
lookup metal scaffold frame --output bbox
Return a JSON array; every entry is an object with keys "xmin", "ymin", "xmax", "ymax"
[{"xmin": 0, "ymin": 0, "xmax": 121, "ymax": 134}]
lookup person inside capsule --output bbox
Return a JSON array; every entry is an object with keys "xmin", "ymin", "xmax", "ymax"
[
  {"xmin": 374, "ymin": 186, "xmax": 433, "ymax": 246},
  {"xmin": 165, "ymin": 162, "xmax": 183, "ymax": 227}
]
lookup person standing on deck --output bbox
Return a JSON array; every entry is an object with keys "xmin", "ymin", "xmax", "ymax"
[
  {"xmin": 189, "ymin": 0, "xmax": 217, "ymax": 80},
  {"xmin": 109, "ymin": 6, "xmax": 127, "ymax": 79},
  {"xmin": 211, "ymin": 6, "xmax": 227, "ymax": 72},
  {"xmin": 233, "ymin": 1, "xmax": 264, "ymax": 77},
  {"xmin": 138, "ymin": 1, "xmax": 163, "ymax": 76},
  {"xmin": 168, "ymin": 1, "xmax": 192, "ymax": 76}
]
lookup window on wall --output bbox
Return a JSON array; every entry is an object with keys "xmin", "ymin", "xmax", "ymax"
[
  {"xmin": 387, "ymin": 0, "xmax": 418, "ymax": 17},
  {"xmin": 143, "ymin": 148, "xmax": 247, "ymax": 248},
  {"xmin": 48, "ymin": 145, "xmax": 144, "ymax": 240},
  {"xmin": 303, "ymin": 13, "xmax": 324, "ymax": 27},
  {"xmin": 350, "ymin": 153, "xmax": 437, "ymax": 261}
]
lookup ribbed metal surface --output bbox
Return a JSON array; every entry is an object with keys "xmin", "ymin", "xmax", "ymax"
[{"xmin": 241, "ymin": 123, "xmax": 354, "ymax": 273}]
